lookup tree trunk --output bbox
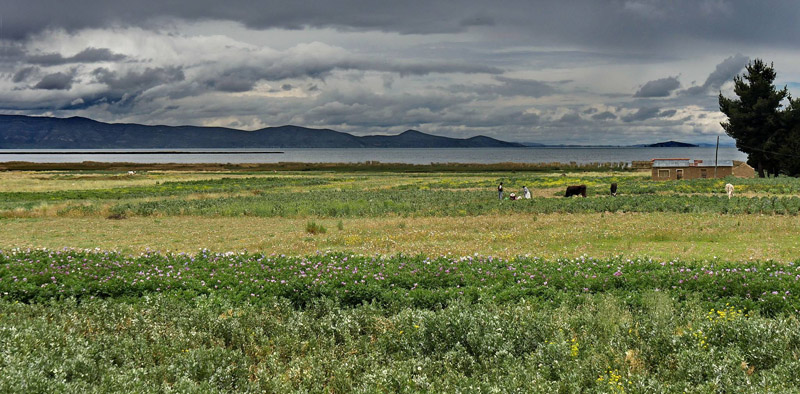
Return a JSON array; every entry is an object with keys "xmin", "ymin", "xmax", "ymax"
[{"xmin": 757, "ymin": 161, "xmax": 765, "ymax": 178}]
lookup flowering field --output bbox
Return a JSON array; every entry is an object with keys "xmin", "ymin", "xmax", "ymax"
[
  {"xmin": 2, "ymin": 249, "xmax": 799, "ymax": 313},
  {"xmin": 3, "ymin": 170, "xmax": 800, "ymax": 391},
  {"xmin": 2, "ymin": 249, "xmax": 800, "ymax": 391}
]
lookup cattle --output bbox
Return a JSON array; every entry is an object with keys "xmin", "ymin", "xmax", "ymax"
[
  {"xmin": 565, "ymin": 185, "xmax": 587, "ymax": 197},
  {"xmin": 127, "ymin": 170, "xmax": 136, "ymax": 175},
  {"xmin": 610, "ymin": 183, "xmax": 618, "ymax": 197},
  {"xmin": 725, "ymin": 183, "xmax": 734, "ymax": 199}
]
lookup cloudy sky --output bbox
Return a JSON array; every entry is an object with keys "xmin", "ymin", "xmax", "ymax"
[{"xmin": 2, "ymin": 0, "xmax": 799, "ymax": 144}]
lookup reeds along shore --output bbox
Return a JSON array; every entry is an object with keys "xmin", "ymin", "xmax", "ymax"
[{"xmin": 0, "ymin": 160, "xmax": 633, "ymax": 172}]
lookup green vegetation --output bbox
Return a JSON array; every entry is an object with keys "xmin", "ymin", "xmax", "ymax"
[
  {"xmin": 3, "ymin": 169, "xmax": 800, "ymax": 392},
  {"xmin": 305, "ymin": 221, "xmax": 327, "ymax": 234},
  {"xmin": 2, "ymin": 250, "xmax": 800, "ymax": 392},
  {"xmin": 3, "ymin": 250, "xmax": 799, "ymax": 313},
  {"xmin": 104, "ymin": 192, "xmax": 800, "ymax": 217},
  {"xmin": 4, "ymin": 171, "xmax": 800, "ymax": 218},
  {"xmin": 0, "ymin": 176, "xmax": 329, "ymax": 203}
]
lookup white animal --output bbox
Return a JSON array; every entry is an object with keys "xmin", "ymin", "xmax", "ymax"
[
  {"xmin": 127, "ymin": 171, "xmax": 136, "ymax": 176},
  {"xmin": 725, "ymin": 183, "xmax": 734, "ymax": 199}
]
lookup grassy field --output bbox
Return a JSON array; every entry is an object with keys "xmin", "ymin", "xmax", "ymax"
[
  {"xmin": 1, "ymin": 214, "xmax": 799, "ymax": 260},
  {"xmin": 2, "ymin": 167, "xmax": 800, "ymax": 392}
]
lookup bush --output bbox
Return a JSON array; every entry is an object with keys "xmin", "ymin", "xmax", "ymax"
[{"xmin": 305, "ymin": 221, "xmax": 327, "ymax": 234}]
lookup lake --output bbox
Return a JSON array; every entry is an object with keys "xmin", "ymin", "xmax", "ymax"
[{"xmin": 0, "ymin": 147, "xmax": 747, "ymax": 165}]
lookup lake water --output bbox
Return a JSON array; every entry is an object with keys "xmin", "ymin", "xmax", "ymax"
[{"xmin": 0, "ymin": 147, "xmax": 746, "ymax": 165}]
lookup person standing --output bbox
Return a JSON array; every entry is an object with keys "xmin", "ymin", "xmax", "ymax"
[
  {"xmin": 498, "ymin": 182, "xmax": 504, "ymax": 200},
  {"xmin": 523, "ymin": 186, "xmax": 531, "ymax": 199}
]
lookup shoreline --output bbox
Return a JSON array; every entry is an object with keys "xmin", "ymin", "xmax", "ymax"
[{"xmin": 0, "ymin": 160, "xmax": 641, "ymax": 172}]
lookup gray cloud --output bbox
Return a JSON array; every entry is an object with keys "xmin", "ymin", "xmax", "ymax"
[
  {"xmin": 683, "ymin": 54, "xmax": 749, "ymax": 95},
  {"xmin": 658, "ymin": 109, "xmax": 677, "ymax": 117},
  {"xmin": 92, "ymin": 66, "xmax": 185, "ymax": 91},
  {"xmin": 1, "ymin": 2, "xmax": 789, "ymax": 145},
  {"xmin": 202, "ymin": 59, "xmax": 501, "ymax": 93},
  {"xmin": 12, "ymin": 66, "xmax": 39, "ymax": 83},
  {"xmin": 622, "ymin": 107, "xmax": 678, "ymax": 122},
  {"xmin": 33, "ymin": 72, "xmax": 74, "ymax": 90},
  {"xmin": 27, "ymin": 47, "xmax": 127, "ymax": 66},
  {"xmin": 2, "ymin": 1, "xmax": 799, "ymax": 50},
  {"xmin": 449, "ymin": 76, "xmax": 556, "ymax": 98},
  {"xmin": 634, "ymin": 76, "xmax": 680, "ymax": 97},
  {"xmin": 591, "ymin": 111, "xmax": 616, "ymax": 120}
]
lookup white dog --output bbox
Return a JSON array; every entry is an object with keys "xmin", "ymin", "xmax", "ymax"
[{"xmin": 725, "ymin": 183, "xmax": 734, "ymax": 199}]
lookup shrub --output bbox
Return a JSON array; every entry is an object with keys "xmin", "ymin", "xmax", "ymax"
[{"xmin": 305, "ymin": 221, "xmax": 327, "ymax": 234}]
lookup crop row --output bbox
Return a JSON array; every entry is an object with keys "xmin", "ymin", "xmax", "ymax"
[
  {"xmin": 2, "ymin": 249, "xmax": 799, "ymax": 314},
  {"xmin": 0, "ymin": 176, "xmax": 330, "ymax": 202},
  {"xmin": 398, "ymin": 175, "xmax": 800, "ymax": 195},
  {"xmin": 100, "ymin": 192, "xmax": 800, "ymax": 217}
]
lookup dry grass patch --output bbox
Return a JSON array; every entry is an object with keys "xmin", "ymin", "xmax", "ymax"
[{"xmin": 1, "ymin": 213, "xmax": 798, "ymax": 261}]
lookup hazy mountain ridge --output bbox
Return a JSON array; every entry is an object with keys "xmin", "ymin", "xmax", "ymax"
[
  {"xmin": 635, "ymin": 141, "xmax": 699, "ymax": 148},
  {"xmin": 0, "ymin": 115, "xmax": 523, "ymax": 149}
]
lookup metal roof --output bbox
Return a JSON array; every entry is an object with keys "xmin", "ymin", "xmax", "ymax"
[
  {"xmin": 652, "ymin": 160, "xmax": 690, "ymax": 167},
  {"xmin": 697, "ymin": 160, "xmax": 733, "ymax": 167},
  {"xmin": 652, "ymin": 159, "xmax": 733, "ymax": 168}
]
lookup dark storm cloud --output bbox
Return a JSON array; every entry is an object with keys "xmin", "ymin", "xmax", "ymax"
[
  {"xmin": 12, "ymin": 66, "xmax": 39, "ymax": 82},
  {"xmin": 33, "ymin": 72, "xmax": 74, "ymax": 90},
  {"xmin": 3, "ymin": 1, "xmax": 799, "ymax": 49},
  {"xmin": 27, "ymin": 48, "xmax": 127, "ymax": 66},
  {"xmin": 92, "ymin": 66, "xmax": 185, "ymax": 91},
  {"xmin": 634, "ymin": 76, "xmax": 680, "ymax": 97},
  {"xmin": 1, "ymin": 1, "xmax": 791, "ymax": 145},
  {"xmin": 204, "ymin": 59, "xmax": 500, "ymax": 93},
  {"xmin": 683, "ymin": 54, "xmax": 749, "ymax": 95}
]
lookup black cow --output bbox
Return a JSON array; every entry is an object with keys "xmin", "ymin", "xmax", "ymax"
[
  {"xmin": 565, "ymin": 185, "xmax": 587, "ymax": 197},
  {"xmin": 610, "ymin": 183, "xmax": 617, "ymax": 197}
]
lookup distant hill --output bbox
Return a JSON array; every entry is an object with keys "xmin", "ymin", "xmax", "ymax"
[
  {"xmin": 636, "ymin": 141, "xmax": 699, "ymax": 148},
  {"xmin": 0, "ymin": 115, "xmax": 524, "ymax": 149},
  {"xmin": 519, "ymin": 141, "xmax": 703, "ymax": 148}
]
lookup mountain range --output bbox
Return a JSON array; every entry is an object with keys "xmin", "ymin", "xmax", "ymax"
[
  {"xmin": 0, "ymin": 115, "xmax": 728, "ymax": 149},
  {"xmin": 0, "ymin": 115, "xmax": 523, "ymax": 149}
]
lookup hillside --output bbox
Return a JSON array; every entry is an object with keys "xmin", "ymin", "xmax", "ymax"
[{"xmin": 0, "ymin": 115, "xmax": 523, "ymax": 149}]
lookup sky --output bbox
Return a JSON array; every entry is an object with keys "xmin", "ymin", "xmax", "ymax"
[{"xmin": 1, "ymin": 0, "xmax": 799, "ymax": 145}]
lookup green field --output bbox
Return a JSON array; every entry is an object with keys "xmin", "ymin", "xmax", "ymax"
[{"xmin": 2, "ymin": 168, "xmax": 800, "ymax": 392}]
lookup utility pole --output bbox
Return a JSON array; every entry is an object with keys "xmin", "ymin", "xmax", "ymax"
[{"xmin": 714, "ymin": 135, "xmax": 719, "ymax": 178}]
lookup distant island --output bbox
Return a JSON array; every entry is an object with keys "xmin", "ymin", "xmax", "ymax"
[
  {"xmin": 0, "ymin": 115, "xmax": 523, "ymax": 149},
  {"xmin": 521, "ymin": 140, "xmax": 713, "ymax": 148},
  {"xmin": 636, "ymin": 141, "xmax": 699, "ymax": 148}
]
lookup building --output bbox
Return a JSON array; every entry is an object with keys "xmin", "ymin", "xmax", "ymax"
[{"xmin": 650, "ymin": 158, "xmax": 754, "ymax": 180}]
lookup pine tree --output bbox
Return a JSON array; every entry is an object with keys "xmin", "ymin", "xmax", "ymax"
[
  {"xmin": 719, "ymin": 59, "xmax": 788, "ymax": 177},
  {"xmin": 778, "ymin": 98, "xmax": 800, "ymax": 176}
]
